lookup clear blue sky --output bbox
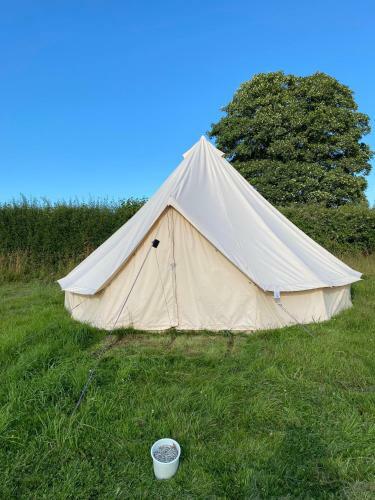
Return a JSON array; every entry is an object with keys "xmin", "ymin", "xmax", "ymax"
[{"xmin": 1, "ymin": 0, "xmax": 374, "ymax": 204}]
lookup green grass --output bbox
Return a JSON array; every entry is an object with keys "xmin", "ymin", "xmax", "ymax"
[{"xmin": 0, "ymin": 255, "xmax": 374, "ymax": 498}]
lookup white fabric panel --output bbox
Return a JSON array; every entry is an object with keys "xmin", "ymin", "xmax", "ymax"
[
  {"xmin": 58, "ymin": 136, "xmax": 361, "ymax": 295},
  {"xmin": 171, "ymin": 208, "xmax": 258, "ymax": 330},
  {"xmin": 322, "ymin": 285, "xmax": 352, "ymax": 319},
  {"xmin": 65, "ymin": 208, "xmax": 353, "ymax": 332},
  {"xmin": 255, "ymin": 286, "xmax": 351, "ymax": 330}
]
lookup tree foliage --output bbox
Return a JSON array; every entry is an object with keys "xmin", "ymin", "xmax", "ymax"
[{"xmin": 209, "ymin": 72, "xmax": 373, "ymax": 206}]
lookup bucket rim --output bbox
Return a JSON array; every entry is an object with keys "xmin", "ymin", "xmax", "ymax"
[{"xmin": 150, "ymin": 438, "xmax": 181, "ymax": 465}]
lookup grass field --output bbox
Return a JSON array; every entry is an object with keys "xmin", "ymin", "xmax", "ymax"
[{"xmin": 0, "ymin": 255, "xmax": 374, "ymax": 498}]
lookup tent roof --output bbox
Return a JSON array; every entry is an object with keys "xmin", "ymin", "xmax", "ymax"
[{"xmin": 58, "ymin": 136, "xmax": 361, "ymax": 295}]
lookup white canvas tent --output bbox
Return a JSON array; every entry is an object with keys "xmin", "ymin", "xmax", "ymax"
[{"xmin": 58, "ymin": 136, "xmax": 361, "ymax": 331}]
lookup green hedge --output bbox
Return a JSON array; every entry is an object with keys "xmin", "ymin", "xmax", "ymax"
[
  {"xmin": 280, "ymin": 204, "xmax": 375, "ymax": 255},
  {"xmin": 0, "ymin": 198, "xmax": 144, "ymax": 257},
  {"xmin": 0, "ymin": 198, "xmax": 373, "ymax": 282},
  {"xmin": 0, "ymin": 198, "xmax": 145, "ymax": 281}
]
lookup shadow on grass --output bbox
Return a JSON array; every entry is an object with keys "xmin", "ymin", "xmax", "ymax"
[{"xmin": 265, "ymin": 423, "xmax": 343, "ymax": 497}]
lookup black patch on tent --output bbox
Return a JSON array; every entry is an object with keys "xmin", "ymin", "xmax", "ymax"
[{"xmin": 152, "ymin": 239, "xmax": 160, "ymax": 248}]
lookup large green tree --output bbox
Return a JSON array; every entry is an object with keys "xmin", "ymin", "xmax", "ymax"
[{"xmin": 209, "ymin": 72, "xmax": 373, "ymax": 206}]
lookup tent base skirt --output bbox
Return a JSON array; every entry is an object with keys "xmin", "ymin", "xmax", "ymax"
[{"xmin": 64, "ymin": 284, "xmax": 352, "ymax": 333}]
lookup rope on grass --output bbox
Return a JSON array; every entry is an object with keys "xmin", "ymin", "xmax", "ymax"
[
  {"xmin": 71, "ymin": 336, "xmax": 122, "ymax": 417},
  {"xmin": 71, "ymin": 369, "xmax": 96, "ymax": 416}
]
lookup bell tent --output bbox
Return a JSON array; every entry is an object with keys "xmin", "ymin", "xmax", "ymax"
[{"xmin": 58, "ymin": 136, "xmax": 361, "ymax": 331}]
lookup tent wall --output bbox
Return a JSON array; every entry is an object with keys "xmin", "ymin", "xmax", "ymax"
[{"xmin": 65, "ymin": 208, "xmax": 352, "ymax": 331}]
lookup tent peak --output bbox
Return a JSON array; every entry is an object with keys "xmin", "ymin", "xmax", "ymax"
[{"xmin": 182, "ymin": 136, "xmax": 225, "ymax": 159}]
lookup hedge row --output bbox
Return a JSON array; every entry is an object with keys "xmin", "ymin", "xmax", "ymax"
[
  {"xmin": 0, "ymin": 198, "xmax": 374, "ymax": 282},
  {"xmin": 0, "ymin": 198, "xmax": 145, "ymax": 281},
  {"xmin": 0, "ymin": 198, "xmax": 144, "ymax": 260},
  {"xmin": 280, "ymin": 204, "xmax": 375, "ymax": 255}
]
